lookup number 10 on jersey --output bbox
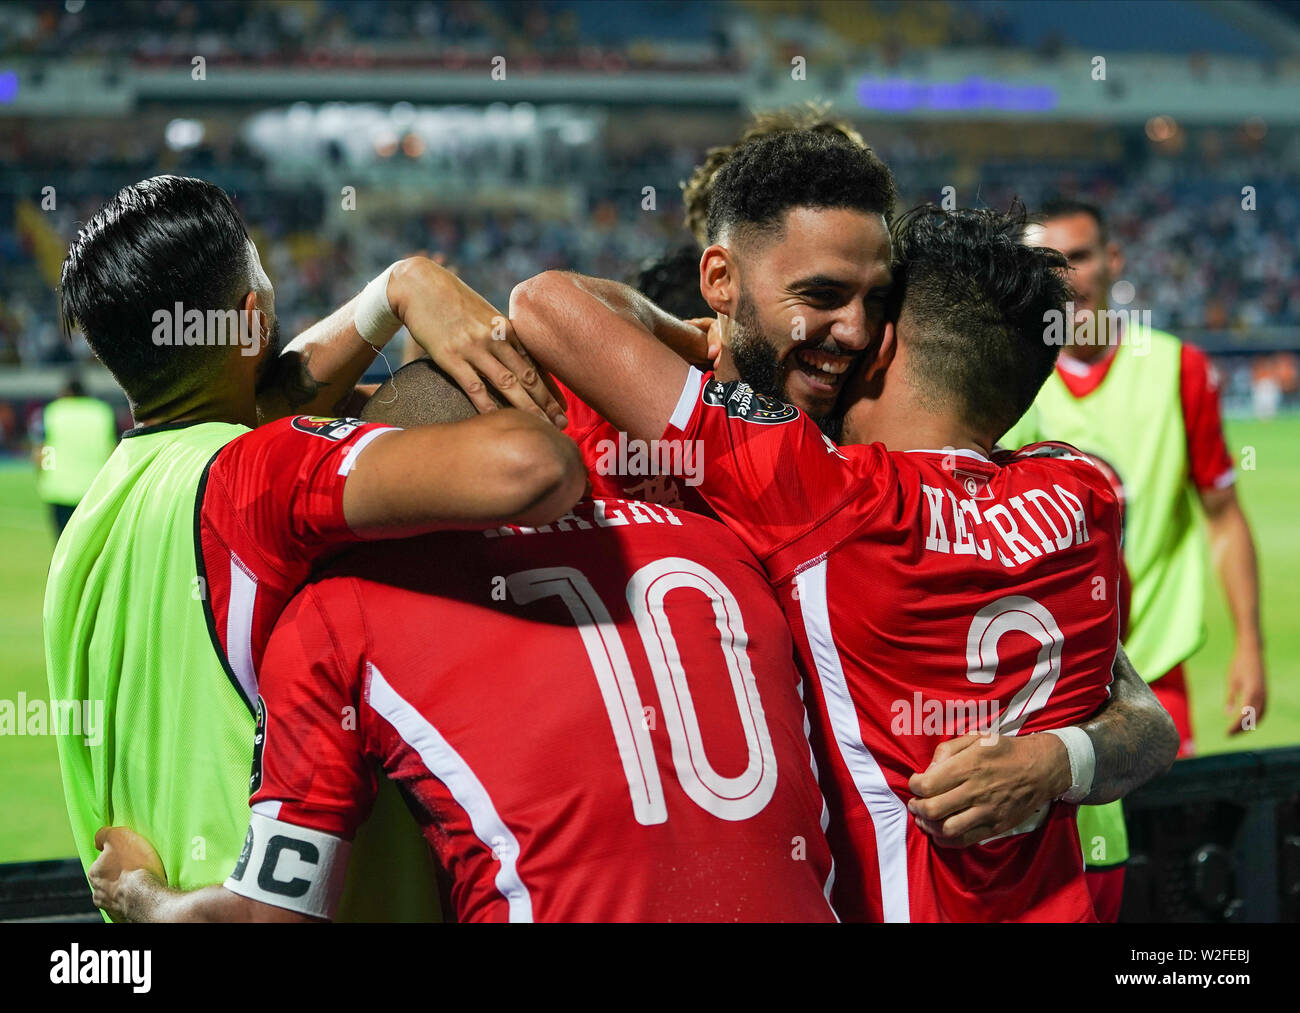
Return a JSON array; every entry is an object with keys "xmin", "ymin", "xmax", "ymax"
[{"xmin": 507, "ymin": 559, "xmax": 779, "ymax": 825}]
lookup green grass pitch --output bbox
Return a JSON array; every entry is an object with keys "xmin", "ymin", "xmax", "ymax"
[{"xmin": 2, "ymin": 417, "xmax": 1298, "ymax": 862}]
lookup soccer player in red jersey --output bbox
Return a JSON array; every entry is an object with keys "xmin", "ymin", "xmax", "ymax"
[
  {"xmin": 90, "ymin": 362, "xmax": 838, "ymax": 923},
  {"xmin": 520, "ymin": 128, "xmax": 1173, "ymax": 883},
  {"xmin": 506, "ymin": 194, "xmax": 1180, "ymax": 921},
  {"xmin": 50, "ymin": 177, "xmax": 583, "ymax": 917}
]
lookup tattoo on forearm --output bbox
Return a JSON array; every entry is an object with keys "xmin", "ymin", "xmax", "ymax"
[{"xmin": 1079, "ymin": 647, "xmax": 1178, "ymax": 805}]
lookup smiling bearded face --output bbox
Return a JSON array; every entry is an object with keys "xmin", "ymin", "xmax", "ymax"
[{"xmin": 720, "ymin": 206, "xmax": 893, "ymax": 433}]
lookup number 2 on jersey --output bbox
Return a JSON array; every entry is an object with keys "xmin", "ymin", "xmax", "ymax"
[
  {"xmin": 965, "ymin": 594, "xmax": 1065, "ymax": 736},
  {"xmin": 506, "ymin": 558, "xmax": 778, "ymax": 825}
]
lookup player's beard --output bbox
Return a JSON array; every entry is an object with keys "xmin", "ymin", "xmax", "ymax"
[
  {"xmin": 730, "ymin": 287, "xmax": 842, "ymax": 441},
  {"xmin": 729, "ymin": 288, "xmax": 784, "ymax": 402}
]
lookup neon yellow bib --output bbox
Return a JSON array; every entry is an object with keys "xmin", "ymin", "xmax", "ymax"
[
  {"xmin": 37, "ymin": 397, "xmax": 118, "ymax": 506},
  {"xmin": 44, "ymin": 422, "xmax": 439, "ymax": 920},
  {"xmin": 1002, "ymin": 330, "xmax": 1211, "ymax": 869},
  {"xmin": 1003, "ymin": 329, "xmax": 1209, "ymax": 679}
]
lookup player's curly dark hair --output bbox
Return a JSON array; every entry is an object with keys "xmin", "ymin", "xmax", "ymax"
[
  {"xmin": 681, "ymin": 102, "xmax": 869, "ymax": 245},
  {"xmin": 888, "ymin": 201, "xmax": 1070, "ymax": 439},
  {"xmin": 704, "ymin": 129, "xmax": 896, "ymax": 247}
]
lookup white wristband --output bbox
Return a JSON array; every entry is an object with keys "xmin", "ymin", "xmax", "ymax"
[
  {"xmin": 354, "ymin": 262, "xmax": 402, "ymax": 349},
  {"xmin": 1043, "ymin": 726, "xmax": 1096, "ymax": 804}
]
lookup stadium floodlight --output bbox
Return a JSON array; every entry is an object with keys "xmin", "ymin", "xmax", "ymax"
[{"xmin": 163, "ymin": 118, "xmax": 203, "ymax": 151}]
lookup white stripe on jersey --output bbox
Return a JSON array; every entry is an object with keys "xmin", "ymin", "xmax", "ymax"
[
  {"xmin": 226, "ymin": 553, "xmax": 259, "ymax": 707},
  {"xmin": 669, "ymin": 366, "xmax": 706, "ymax": 431},
  {"xmin": 337, "ymin": 425, "xmax": 396, "ymax": 477},
  {"xmin": 796, "ymin": 673, "xmax": 839, "ymax": 918},
  {"xmin": 902, "ymin": 447, "xmax": 991, "ymax": 463},
  {"xmin": 796, "ymin": 559, "xmax": 911, "ymax": 923},
  {"xmin": 366, "ymin": 663, "xmax": 534, "ymax": 923}
]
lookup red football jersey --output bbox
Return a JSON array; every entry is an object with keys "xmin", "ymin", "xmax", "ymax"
[
  {"xmin": 556, "ymin": 378, "xmax": 718, "ymax": 519},
  {"xmin": 247, "ymin": 497, "xmax": 838, "ymax": 922},
  {"xmin": 665, "ymin": 369, "xmax": 1124, "ymax": 923},
  {"xmin": 197, "ymin": 414, "xmax": 396, "ymax": 711}
]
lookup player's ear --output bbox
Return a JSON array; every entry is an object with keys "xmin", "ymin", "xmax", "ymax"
[
  {"xmin": 862, "ymin": 320, "xmax": 897, "ymax": 383},
  {"xmin": 1106, "ymin": 241, "xmax": 1124, "ymax": 282},
  {"xmin": 700, "ymin": 244, "xmax": 736, "ymax": 318},
  {"xmin": 236, "ymin": 289, "xmax": 264, "ymax": 350}
]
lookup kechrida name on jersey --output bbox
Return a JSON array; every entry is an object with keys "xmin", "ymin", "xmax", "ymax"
[
  {"xmin": 483, "ymin": 497, "xmax": 683, "ymax": 539},
  {"xmin": 921, "ymin": 481, "xmax": 1091, "ymax": 567}
]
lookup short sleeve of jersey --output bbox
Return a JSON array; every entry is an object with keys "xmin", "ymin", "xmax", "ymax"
[
  {"xmin": 663, "ymin": 367, "xmax": 891, "ymax": 571},
  {"xmin": 205, "ymin": 416, "xmax": 397, "ymax": 577},
  {"xmin": 553, "ymin": 378, "xmax": 604, "ymax": 447},
  {"xmin": 251, "ymin": 582, "xmax": 376, "ymax": 838},
  {"xmin": 1179, "ymin": 344, "xmax": 1235, "ymax": 492},
  {"xmin": 553, "ymin": 378, "xmax": 631, "ymax": 500}
]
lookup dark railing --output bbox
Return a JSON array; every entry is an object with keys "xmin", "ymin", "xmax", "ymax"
[
  {"xmin": 0, "ymin": 859, "xmax": 99, "ymax": 923},
  {"xmin": 1120, "ymin": 746, "xmax": 1300, "ymax": 922}
]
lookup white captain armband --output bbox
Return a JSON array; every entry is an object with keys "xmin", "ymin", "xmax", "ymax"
[{"xmin": 224, "ymin": 812, "xmax": 351, "ymax": 920}]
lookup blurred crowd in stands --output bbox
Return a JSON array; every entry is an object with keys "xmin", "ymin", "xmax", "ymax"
[
  {"xmin": 4, "ymin": 0, "xmax": 1276, "ymax": 64},
  {"xmin": 1, "ymin": 1, "xmax": 1298, "ymax": 451},
  {"xmin": 3, "ymin": 116, "xmax": 1297, "ymax": 369},
  {"xmin": 2, "ymin": 0, "xmax": 732, "ymax": 66}
]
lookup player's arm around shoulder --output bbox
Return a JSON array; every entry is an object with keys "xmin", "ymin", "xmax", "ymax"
[
  {"xmin": 341, "ymin": 410, "xmax": 586, "ymax": 537},
  {"xmin": 1074, "ymin": 645, "xmax": 1179, "ymax": 806},
  {"xmin": 258, "ymin": 257, "xmax": 566, "ymax": 426},
  {"xmin": 509, "ymin": 270, "xmax": 701, "ymax": 443},
  {"xmin": 906, "ymin": 645, "xmax": 1178, "ymax": 847},
  {"xmin": 89, "ymin": 827, "xmax": 316, "ymax": 923}
]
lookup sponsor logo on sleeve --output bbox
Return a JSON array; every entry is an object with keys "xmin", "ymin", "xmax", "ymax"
[
  {"xmin": 249, "ymin": 695, "xmax": 266, "ymax": 794},
  {"xmin": 230, "ymin": 823, "xmax": 255, "ymax": 882},
  {"xmin": 702, "ymin": 380, "xmax": 799, "ymax": 425},
  {"xmin": 290, "ymin": 416, "xmax": 363, "ymax": 441}
]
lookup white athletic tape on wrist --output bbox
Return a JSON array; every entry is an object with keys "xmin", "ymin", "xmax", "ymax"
[
  {"xmin": 354, "ymin": 262, "xmax": 402, "ymax": 348},
  {"xmin": 223, "ymin": 812, "xmax": 350, "ymax": 920},
  {"xmin": 1043, "ymin": 726, "xmax": 1096, "ymax": 804}
]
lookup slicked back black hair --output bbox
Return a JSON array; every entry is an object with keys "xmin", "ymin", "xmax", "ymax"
[
  {"xmin": 705, "ymin": 129, "xmax": 897, "ymax": 247},
  {"xmin": 632, "ymin": 243, "xmax": 711, "ymax": 320},
  {"xmin": 889, "ymin": 202, "xmax": 1070, "ymax": 439},
  {"xmin": 1039, "ymin": 197, "xmax": 1108, "ymax": 244},
  {"xmin": 59, "ymin": 175, "xmax": 252, "ymax": 410}
]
